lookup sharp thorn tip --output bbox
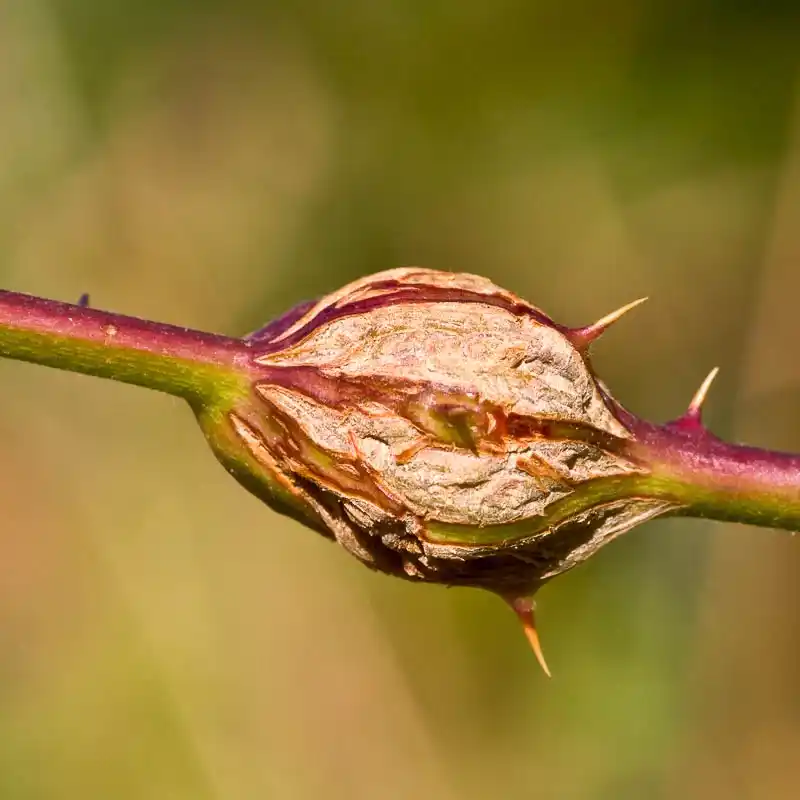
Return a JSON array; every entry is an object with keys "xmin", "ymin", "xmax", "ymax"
[
  {"xmin": 687, "ymin": 366, "xmax": 720, "ymax": 418},
  {"xmin": 504, "ymin": 595, "xmax": 552, "ymax": 678},
  {"xmin": 569, "ymin": 297, "xmax": 648, "ymax": 350}
]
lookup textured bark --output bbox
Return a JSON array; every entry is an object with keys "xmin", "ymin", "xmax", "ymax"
[{"xmin": 236, "ymin": 268, "xmax": 676, "ymax": 595}]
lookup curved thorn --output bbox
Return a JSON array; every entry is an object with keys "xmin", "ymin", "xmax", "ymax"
[
  {"xmin": 567, "ymin": 297, "xmax": 648, "ymax": 351},
  {"xmin": 77, "ymin": 293, "xmax": 90, "ymax": 308},
  {"xmin": 687, "ymin": 366, "xmax": 720, "ymax": 420},
  {"xmin": 505, "ymin": 595, "xmax": 552, "ymax": 677}
]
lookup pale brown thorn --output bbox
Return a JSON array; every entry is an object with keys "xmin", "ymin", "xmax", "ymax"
[
  {"xmin": 505, "ymin": 595, "xmax": 552, "ymax": 677},
  {"xmin": 568, "ymin": 297, "xmax": 648, "ymax": 351},
  {"xmin": 686, "ymin": 366, "xmax": 720, "ymax": 420}
]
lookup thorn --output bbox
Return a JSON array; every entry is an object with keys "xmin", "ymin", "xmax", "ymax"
[
  {"xmin": 567, "ymin": 297, "xmax": 648, "ymax": 351},
  {"xmin": 686, "ymin": 367, "xmax": 719, "ymax": 420},
  {"xmin": 505, "ymin": 595, "xmax": 552, "ymax": 677},
  {"xmin": 77, "ymin": 293, "xmax": 90, "ymax": 308}
]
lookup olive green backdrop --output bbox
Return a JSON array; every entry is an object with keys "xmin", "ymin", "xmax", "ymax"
[{"xmin": 1, "ymin": 1, "xmax": 799, "ymax": 797}]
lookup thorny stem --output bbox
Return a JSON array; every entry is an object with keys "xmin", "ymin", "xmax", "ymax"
[
  {"xmin": 2, "ymin": 284, "xmax": 800, "ymax": 678},
  {"xmin": 0, "ymin": 290, "xmax": 253, "ymax": 409},
  {"xmin": 628, "ymin": 418, "xmax": 800, "ymax": 532},
  {"xmin": 2, "ymin": 287, "xmax": 800, "ymax": 533}
]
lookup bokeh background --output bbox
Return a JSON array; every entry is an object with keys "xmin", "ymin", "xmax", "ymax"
[{"xmin": 1, "ymin": 1, "xmax": 799, "ymax": 797}]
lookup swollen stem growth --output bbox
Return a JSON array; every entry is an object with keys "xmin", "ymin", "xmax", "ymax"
[{"xmin": 1, "ymin": 273, "xmax": 798, "ymax": 675}]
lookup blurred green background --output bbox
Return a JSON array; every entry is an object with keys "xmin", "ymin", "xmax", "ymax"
[{"xmin": 1, "ymin": 0, "xmax": 800, "ymax": 797}]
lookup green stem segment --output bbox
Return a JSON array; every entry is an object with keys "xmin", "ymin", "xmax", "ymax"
[
  {"xmin": 629, "ymin": 419, "xmax": 800, "ymax": 531},
  {"xmin": 0, "ymin": 290, "xmax": 252, "ymax": 408}
]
